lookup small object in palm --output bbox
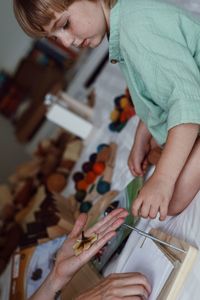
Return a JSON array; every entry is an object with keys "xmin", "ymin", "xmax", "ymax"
[{"xmin": 73, "ymin": 231, "xmax": 98, "ymax": 256}]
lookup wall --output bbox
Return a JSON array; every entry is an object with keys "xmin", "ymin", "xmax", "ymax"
[
  {"xmin": 0, "ymin": 0, "xmax": 32, "ymax": 73},
  {"xmin": 0, "ymin": 1, "xmax": 32, "ymax": 182},
  {"xmin": 0, "ymin": 116, "xmax": 30, "ymax": 183}
]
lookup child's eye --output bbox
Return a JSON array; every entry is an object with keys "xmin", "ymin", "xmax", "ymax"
[{"xmin": 63, "ymin": 20, "xmax": 69, "ymax": 30}]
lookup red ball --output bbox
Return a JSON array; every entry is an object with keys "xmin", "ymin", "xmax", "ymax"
[
  {"xmin": 76, "ymin": 179, "xmax": 89, "ymax": 191},
  {"xmin": 85, "ymin": 171, "xmax": 97, "ymax": 184},
  {"xmin": 92, "ymin": 162, "xmax": 105, "ymax": 175}
]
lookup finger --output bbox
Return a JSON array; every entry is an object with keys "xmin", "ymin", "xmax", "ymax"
[
  {"xmin": 108, "ymin": 272, "xmax": 151, "ymax": 294},
  {"xmin": 159, "ymin": 203, "xmax": 168, "ymax": 221},
  {"xmin": 97, "ymin": 217, "xmax": 127, "ymax": 240},
  {"xmin": 111, "ymin": 284, "xmax": 149, "ymax": 299},
  {"xmin": 142, "ymin": 158, "xmax": 149, "ymax": 172},
  {"xmin": 140, "ymin": 201, "xmax": 151, "ymax": 219},
  {"xmin": 133, "ymin": 160, "xmax": 144, "ymax": 176},
  {"xmin": 148, "ymin": 205, "xmax": 159, "ymax": 219},
  {"xmin": 132, "ymin": 197, "xmax": 143, "ymax": 217},
  {"xmin": 95, "ymin": 210, "xmax": 128, "ymax": 235},
  {"xmin": 128, "ymin": 160, "xmax": 138, "ymax": 177},
  {"xmin": 69, "ymin": 213, "xmax": 88, "ymax": 239},
  {"xmin": 86, "ymin": 208, "xmax": 127, "ymax": 236}
]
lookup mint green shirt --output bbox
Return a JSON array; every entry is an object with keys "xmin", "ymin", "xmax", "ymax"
[{"xmin": 109, "ymin": 0, "xmax": 200, "ymax": 145}]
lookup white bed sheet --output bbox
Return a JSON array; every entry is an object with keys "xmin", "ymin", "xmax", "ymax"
[{"xmin": 63, "ymin": 108, "xmax": 200, "ymax": 299}]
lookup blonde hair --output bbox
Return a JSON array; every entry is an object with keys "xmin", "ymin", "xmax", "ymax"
[{"xmin": 13, "ymin": 0, "xmax": 116, "ymax": 38}]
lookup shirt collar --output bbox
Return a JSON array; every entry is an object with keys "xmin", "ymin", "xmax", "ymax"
[{"xmin": 109, "ymin": 0, "xmax": 121, "ymax": 63}]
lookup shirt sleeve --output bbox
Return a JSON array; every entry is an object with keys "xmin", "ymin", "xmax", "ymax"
[{"xmin": 126, "ymin": 13, "xmax": 200, "ymax": 131}]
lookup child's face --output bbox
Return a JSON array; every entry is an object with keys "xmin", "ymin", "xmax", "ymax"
[{"xmin": 44, "ymin": 0, "xmax": 109, "ymax": 48}]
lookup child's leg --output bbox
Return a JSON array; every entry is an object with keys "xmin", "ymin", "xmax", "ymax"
[{"xmin": 168, "ymin": 137, "xmax": 200, "ymax": 216}]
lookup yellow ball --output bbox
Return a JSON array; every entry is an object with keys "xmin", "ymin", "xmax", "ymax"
[
  {"xmin": 110, "ymin": 109, "xmax": 120, "ymax": 122},
  {"xmin": 120, "ymin": 96, "xmax": 129, "ymax": 109}
]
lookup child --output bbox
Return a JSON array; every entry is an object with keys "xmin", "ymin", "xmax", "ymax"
[{"xmin": 13, "ymin": 0, "xmax": 200, "ymax": 221}]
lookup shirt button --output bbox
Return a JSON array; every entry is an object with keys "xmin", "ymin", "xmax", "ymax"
[{"xmin": 111, "ymin": 59, "xmax": 118, "ymax": 64}]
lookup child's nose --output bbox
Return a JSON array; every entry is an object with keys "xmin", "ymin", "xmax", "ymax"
[{"xmin": 58, "ymin": 30, "xmax": 74, "ymax": 48}]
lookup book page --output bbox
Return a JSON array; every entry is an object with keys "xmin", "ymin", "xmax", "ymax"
[{"xmin": 121, "ymin": 236, "xmax": 174, "ymax": 299}]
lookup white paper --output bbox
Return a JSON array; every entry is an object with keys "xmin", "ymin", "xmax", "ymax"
[{"xmin": 121, "ymin": 237, "xmax": 174, "ymax": 299}]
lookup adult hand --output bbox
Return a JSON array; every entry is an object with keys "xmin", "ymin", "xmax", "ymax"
[
  {"xmin": 50, "ymin": 208, "xmax": 128, "ymax": 293},
  {"xmin": 76, "ymin": 272, "xmax": 151, "ymax": 300}
]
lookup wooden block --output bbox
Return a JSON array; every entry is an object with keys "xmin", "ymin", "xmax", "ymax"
[
  {"xmin": 62, "ymin": 139, "xmax": 83, "ymax": 161},
  {"xmin": 61, "ymin": 263, "xmax": 101, "ymax": 300},
  {"xmin": 86, "ymin": 190, "xmax": 119, "ymax": 228},
  {"xmin": 57, "ymin": 218, "xmax": 74, "ymax": 234},
  {"xmin": 47, "ymin": 225, "xmax": 66, "ymax": 239}
]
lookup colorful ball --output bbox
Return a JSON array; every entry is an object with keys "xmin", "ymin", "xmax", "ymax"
[
  {"xmin": 76, "ymin": 179, "xmax": 89, "ymax": 191},
  {"xmin": 80, "ymin": 201, "xmax": 92, "ymax": 213},
  {"xmin": 110, "ymin": 109, "xmax": 120, "ymax": 122},
  {"xmin": 75, "ymin": 190, "xmax": 86, "ymax": 202},
  {"xmin": 97, "ymin": 144, "xmax": 109, "ymax": 153},
  {"xmin": 96, "ymin": 180, "xmax": 111, "ymax": 194},
  {"xmin": 89, "ymin": 153, "xmax": 97, "ymax": 163},
  {"xmin": 114, "ymin": 95, "xmax": 124, "ymax": 108},
  {"xmin": 109, "ymin": 122, "xmax": 120, "ymax": 132},
  {"xmin": 82, "ymin": 161, "xmax": 93, "ymax": 173},
  {"xmin": 73, "ymin": 172, "xmax": 84, "ymax": 182},
  {"xmin": 93, "ymin": 162, "xmax": 106, "ymax": 175},
  {"xmin": 120, "ymin": 110, "xmax": 129, "ymax": 123},
  {"xmin": 119, "ymin": 96, "xmax": 129, "ymax": 108},
  {"xmin": 85, "ymin": 171, "xmax": 97, "ymax": 184}
]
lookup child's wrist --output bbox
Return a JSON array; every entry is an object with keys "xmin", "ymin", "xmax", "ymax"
[{"xmin": 153, "ymin": 169, "xmax": 176, "ymax": 186}]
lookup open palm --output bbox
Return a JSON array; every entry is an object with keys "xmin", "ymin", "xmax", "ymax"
[{"xmin": 52, "ymin": 208, "xmax": 128, "ymax": 290}]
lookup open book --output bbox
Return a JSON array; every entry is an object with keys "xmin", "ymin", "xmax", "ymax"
[{"xmin": 120, "ymin": 228, "xmax": 198, "ymax": 300}]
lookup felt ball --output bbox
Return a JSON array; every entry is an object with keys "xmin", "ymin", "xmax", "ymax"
[
  {"xmin": 89, "ymin": 153, "xmax": 97, "ymax": 163},
  {"xmin": 75, "ymin": 190, "xmax": 87, "ymax": 202},
  {"xmin": 85, "ymin": 171, "xmax": 97, "ymax": 184},
  {"xmin": 93, "ymin": 162, "xmax": 105, "ymax": 175},
  {"xmin": 82, "ymin": 161, "xmax": 93, "ymax": 173},
  {"xmin": 96, "ymin": 181, "xmax": 111, "ymax": 194},
  {"xmin": 116, "ymin": 123, "xmax": 126, "ymax": 132},
  {"xmin": 114, "ymin": 95, "xmax": 124, "ymax": 108},
  {"xmin": 97, "ymin": 144, "xmax": 109, "ymax": 153},
  {"xmin": 76, "ymin": 179, "xmax": 89, "ymax": 191},
  {"xmin": 46, "ymin": 173, "xmax": 66, "ymax": 193},
  {"xmin": 119, "ymin": 96, "xmax": 129, "ymax": 108},
  {"xmin": 110, "ymin": 109, "xmax": 120, "ymax": 122},
  {"xmin": 109, "ymin": 122, "xmax": 121, "ymax": 132},
  {"xmin": 80, "ymin": 201, "xmax": 92, "ymax": 213},
  {"xmin": 73, "ymin": 172, "xmax": 84, "ymax": 182},
  {"xmin": 124, "ymin": 105, "xmax": 135, "ymax": 118},
  {"xmin": 120, "ymin": 110, "xmax": 129, "ymax": 123}
]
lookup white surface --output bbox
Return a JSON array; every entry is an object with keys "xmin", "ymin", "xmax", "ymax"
[
  {"xmin": 47, "ymin": 103, "xmax": 93, "ymax": 139},
  {"xmin": 121, "ymin": 237, "xmax": 174, "ymax": 300}
]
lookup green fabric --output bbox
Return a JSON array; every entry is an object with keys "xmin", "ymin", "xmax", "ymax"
[{"xmin": 109, "ymin": 0, "xmax": 200, "ymax": 145}]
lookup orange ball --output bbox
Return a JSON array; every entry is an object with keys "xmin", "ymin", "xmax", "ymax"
[
  {"xmin": 92, "ymin": 162, "xmax": 105, "ymax": 175},
  {"xmin": 85, "ymin": 171, "xmax": 97, "ymax": 184},
  {"xmin": 76, "ymin": 179, "xmax": 89, "ymax": 191}
]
